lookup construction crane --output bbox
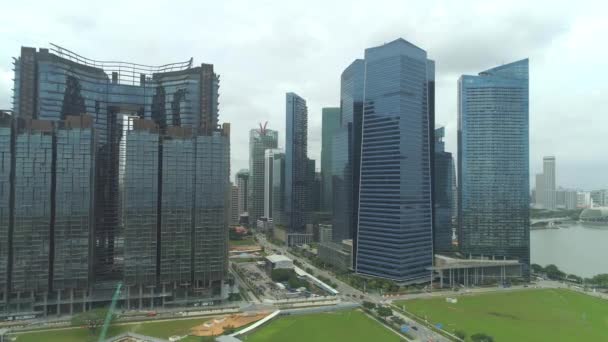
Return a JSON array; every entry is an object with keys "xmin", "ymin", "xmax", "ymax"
[{"xmin": 98, "ymin": 282, "xmax": 123, "ymax": 342}]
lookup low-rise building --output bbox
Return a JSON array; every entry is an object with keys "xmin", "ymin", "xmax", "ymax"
[
  {"xmin": 318, "ymin": 240, "xmax": 353, "ymax": 271},
  {"xmin": 265, "ymin": 255, "xmax": 294, "ymax": 275}
]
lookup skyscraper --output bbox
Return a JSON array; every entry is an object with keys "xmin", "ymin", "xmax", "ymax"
[
  {"xmin": 321, "ymin": 107, "xmax": 340, "ymax": 212},
  {"xmin": 248, "ymin": 127, "xmax": 278, "ymax": 223},
  {"xmin": 230, "ymin": 184, "xmax": 239, "ymax": 226},
  {"xmin": 285, "ymin": 93, "xmax": 309, "ymax": 232},
  {"xmin": 333, "ymin": 59, "xmax": 364, "ymax": 247},
  {"xmin": 355, "ymin": 39, "xmax": 434, "ymax": 282},
  {"xmin": 236, "ymin": 169, "xmax": 249, "ymax": 216},
  {"xmin": 264, "ymin": 148, "xmax": 283, "ymax": 219},
  {"xmin": 3, "ymin": 45, "xmax": 230, "ymax": 314},
  {"xmin": 535, "ymin": 173, "xmax": 545, "ymax": 208},
  {"xmin": 434, "ymin": 127, "xmax": 455, "ymax": 254},
  {"xmin": 542, "ymin": 156, "xmax": 556, "ymax": 210},
  {"xmin": 458, "ymin": 59, "xmax": 530, "ymax": 274}
]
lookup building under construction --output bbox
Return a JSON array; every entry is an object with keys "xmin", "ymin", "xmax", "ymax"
[{"xmin": 0, "ymin": 45, "xmax": 230, "ymax": 317}]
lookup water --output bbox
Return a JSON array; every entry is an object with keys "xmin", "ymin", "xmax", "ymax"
[{"xmin": 531, "ymin": 222, "xmax": 608, "ymax": 278}]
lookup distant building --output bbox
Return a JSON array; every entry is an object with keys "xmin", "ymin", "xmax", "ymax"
[
  {"xmin": 264, "ymin": 148, "xmax": 283, "ymax": 219},
  {"xmin": 285, "ymin": 92, "xmax": 309, "ymax": 232},
  {"xmin": 230, "ymin": 184, "xmax": 239, "ymax": 226},
  {"xmin": 458, "ymin": 59, "xmax": 530, "ymax": 275},
  {"xmin": 319, "ymin": 224, "xmax": 333, "ymax": 243},
  {"xmin": 542, "ymin": 156, "xmax": 556, "ymax": 210},
  {"xmin": 265, "ymin": 255, "xmax": 294, "ymax": 275},
  {"xmin": 248, "ymin": 128, "xmax": 278, "ymax": 223},
  {"xmin": 577, "ymin": 191, "xmax": 592, "ymax": 208},
  {"xmin": 318, "ymin": 240, "xmax": 353, "ymax": 272},
  {"xmin": 236, "ymin": 169, "xmax": 250, "ymax": 216},
  {"xmin": 590, "ymin": 190, "xmax": 607, "ymax": 207},
  {"xmin": 355, "ymin": 38, "xmax": 434, "ymax": 283},
  {"xmin": 321, "ymin": 107, "xmax": 340, "ymax": 212},
  {"xmin": 535, "ymin": 173, "xmax": 545, "ymax": 208},
  {"xmin": 434, "ymin": 127, "xmax": 455, "ymax": 254},
  {"xmin": 271, "ymin": 152, "xmax": 287, "ymax": 228}
]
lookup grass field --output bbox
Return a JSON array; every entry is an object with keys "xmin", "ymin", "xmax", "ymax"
[
  {"xmin": 229, "ymin": 237, "xmax": 256, "ymax": 246},
  {"xmin": 242, "ymin": 310, "xmax": 402, "ymax": 342},
  {"xmin": 13, "ymin": 317, "xmax": 217, "ymax": 342},
  {"xmin": 395, "ymin": 289, "xmax": 608, "ymax": 341}
]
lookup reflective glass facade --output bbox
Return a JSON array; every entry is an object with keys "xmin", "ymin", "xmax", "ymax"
[
  {"xmin": 355, "ymin": 39, "xmax": 434, "ymax": 282},
  {"xmin": 457, "ymin": 59, "xmax": 530, "ymax": 272},
  {"xmin": 12, "ymin": 123, "xmax": 53, "ymax": 291},
  {"xmin": 332, "ymin": 59, "xmax": 364, "ymax": 246},
  {"xmin": 160, "ymin": 134, "xmax": 194, "ymax": 284},
  {"xmin": 123, "ymin": 125, "xmax": 159, "ymax": 286},
  {"xmin": 285, "ymin": 93, "xmax": 308, "ymax": 231},
  {"xmin": 433, "ymin": 127, "xmax": 454, "ymax": 253},
  {"xmin": 248, "ymin": 129, "xmax": 278, "ymax": 222},
  {"xmin": 0, "ymin": 119, "xmax": 11, "ymax": 292},
  {"xmin": 320, "ymin": 107, "xmax": 340, "ymax": 212},
  {"xmin": 54, "ymin": 119, "xmax": 95, "ymax": 290},
  {"xmin": 271, "ymin": 152, "xmax": 286, "ymax": 227}
]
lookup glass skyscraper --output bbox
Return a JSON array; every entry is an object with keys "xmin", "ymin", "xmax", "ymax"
[
  {"xmin": 332, "ymin": 59, "xmax": 364, "ymax": 249},
  {"xmin": 433, "ymin": 127, "xmax": 454, "ymax": 253},
  {"xmin": 248, "ymin": 128, "xmax": 278, "ymax": 223},
  {"xmin": 321, "ymin": 107, "xmax": 340, "ymax": 213},
  {"xmin": 457, "ymin": 59, "xmax": 530, "ymax": 273},
  {"xmin": 285, "ymin": 92, "xmax": 309, "ymax": 232},
  {"xmin": 2, "ymin": 45, "xmax": 230, "ymax": 315},
  {"xmin": 355, "ymin": 39, "xmax": 434, "ymax": 282}
]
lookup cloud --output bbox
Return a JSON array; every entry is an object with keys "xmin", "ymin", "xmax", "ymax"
[{"xmin": 0, "ymin": 0, "xmax": 606, "ymax": 189}]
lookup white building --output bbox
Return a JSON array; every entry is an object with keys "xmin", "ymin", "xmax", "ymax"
[{"xmin": 264, "ymin": 148, "xmax": 283, "ymax": 219}]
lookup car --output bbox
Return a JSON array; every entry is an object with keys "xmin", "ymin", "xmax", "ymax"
[{"xmin": 412, "ymin": 326, "xmax": 418, "ymax": 331}]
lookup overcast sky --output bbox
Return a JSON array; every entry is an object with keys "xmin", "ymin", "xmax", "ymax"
[{"xmin": 1, "ymin": 0, "xmax": 606, "ymax": 190}]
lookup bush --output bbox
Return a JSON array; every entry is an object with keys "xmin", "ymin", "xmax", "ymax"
[
  {"xmin": 271, "ymin": 268, "xmax": 294, "ymax": 282},
  {"xmin": 362, "ymin": 301, "xmax": 376, "ymax": 310},
  {"xmin": 454, "ymin": 330, "xmax": 467, "ymax": 340},
  {"xmin": 376, "ymin": 306, "xmax": 393, "ymax": 317},
  {"xmin": 471, "ymin": 333, "xmax": 494, "ymax": 342}
]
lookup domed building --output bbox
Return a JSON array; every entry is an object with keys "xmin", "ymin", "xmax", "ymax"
[{"xmin": 580, "ymin": 207, "xmax": 608, "ymax": 225}]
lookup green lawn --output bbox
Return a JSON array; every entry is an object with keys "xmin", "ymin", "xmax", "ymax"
[
  {"xmin": 13, "ymin": 317, "xmax": 217, "ymax": 342},
  {"xmin": 242, "ymin": 310, "xmax": 403, "ymax": 342},
  {"xmin": 395, "ymin": 289, "xmax": 608, "ymax": 341},
  {"xmin": 229, "ymin": 237, "xmax": 256, "ymax": 246}
]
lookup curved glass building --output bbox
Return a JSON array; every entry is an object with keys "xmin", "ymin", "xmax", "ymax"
[{"xmin": 458, "ymin": 59, "xmax": 530, "ymax": 274}]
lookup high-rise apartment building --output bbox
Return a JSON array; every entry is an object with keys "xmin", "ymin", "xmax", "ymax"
[
  {"xmin": 264, "ymin": 149, "xmax": 283, "ymax": 219},
  {"xmin": 321, "ymin": 107, "xmax": 340, "ymax": 212},
  {"xmin": 434, "ymin": 127, "xmax": 455, "ymax": 253},
  {"xmin": 458, "ymin": 59, "xmax": 530, "ymax": 274},
  {"xmin": 236, "ymin": 169, "xmax": 249, "ymax": 216},
  {"xmin": 2, "ymin": 45, "xmax": 230, "ymax": 315},
  {"xmin": 355, "ymin": 39, "xmax": 434, "ymax": 282},
  {"xmin": 248, "ymin": 127, "xmax": 278, "ymax": 223},
  {"xmin": 285, "ymin": 93, "xmax": 309, "ymax": 232}
]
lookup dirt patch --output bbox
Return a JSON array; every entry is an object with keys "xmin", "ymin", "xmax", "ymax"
[
  {"xmin": 487, "ymin": 312, "xmax": 519, "ymax": 320},
  {"xmin": 190, "ymin": 312, "xmax": 269, "ymax": 336}
]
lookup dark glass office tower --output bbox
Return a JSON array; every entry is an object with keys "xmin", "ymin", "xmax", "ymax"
[
  {"xmin": 321, "ymin": 108, "xmax": 340, "ymax": 213},
  {"xmin": 271, "ymin": 152, "xmax": 287, "ymax": 227},
  {"xmin": 355, "ymin": 39, "xmax": 434, "ymax": 282},
  {"xmin": 332, "ymin": 59, "xmax": 364, "ymax": 247},
  {"xmin": 433, "ymin": 127, "xmax": 454, "ymax": 254},
  {"xmin": 285, "ymin": 93, "xmax": 309, "ymax": 232},
  {"xmin": 0, "ymin": 114, "xmax": 11, "ymax": 296},
  {"xmin": 458, "ymin": 59, "xmax": 530, "ymax": 274}
]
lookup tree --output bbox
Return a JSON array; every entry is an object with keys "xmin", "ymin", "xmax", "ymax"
[
  {"xmin": 71, "ymin": 308, "xmax": 113, "ymax": 335},
  {"xmin": 271, "ymin": 268, "xmax": 294, "ymax": 282},
  {"xmin": 471, "ymin": 333, "xmax": 494, "ymax": 342},
  {"xmin": 454, "ymin": 330, "xmax": 467, "ymax": 340},
  {"xmin": 591, "ymin": 274, "xmax": 608, "ymax": 287},
  {"xmin": 544, "ymin": 264, "xmax": 565, "ymax": 280},
  {"xmin": 376, "ymin": 306, "xmax": 393, "ymax": 317},
  {"xmin": 531, "ymin": 264, "xmax": 544, "ymax": 274},
  {"xmin": 362, "ymin": 301, "xmax": 376, "ymax": 310},
  {"xmin": 390, "ymin": 316, "xmax": 405, "ymax": 326}
]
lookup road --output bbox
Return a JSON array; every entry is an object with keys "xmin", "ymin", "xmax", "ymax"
[{"xmin": 256, "ymin": 234, "xmax": 449, "ymax": 342}]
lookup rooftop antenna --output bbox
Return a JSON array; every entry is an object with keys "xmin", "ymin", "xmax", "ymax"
[{"xmin": 258, "ymin": 121, "xmax": 268, "ymax": 135}]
